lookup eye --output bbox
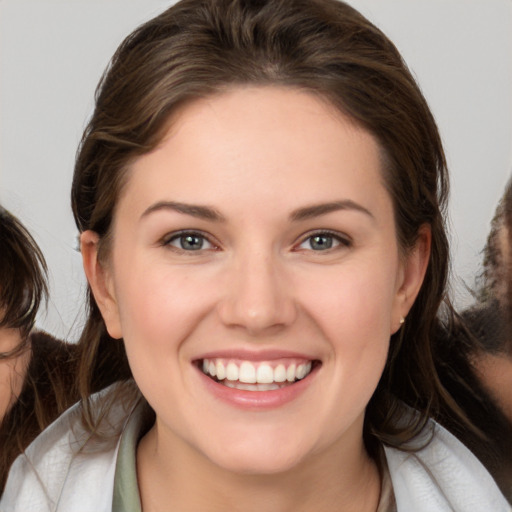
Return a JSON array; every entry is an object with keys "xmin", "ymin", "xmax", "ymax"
[
  {"xmin": 297, "ymin": 231, "xmax": 350, "ymax": 251},
  {"xmin": 164, "ymin": 231, "xmax": 215, "ymax": 251}
]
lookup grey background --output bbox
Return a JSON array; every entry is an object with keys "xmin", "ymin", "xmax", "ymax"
[{"xmin": 1, "ymin": 0, "xmax": 511, "ymax": 341}]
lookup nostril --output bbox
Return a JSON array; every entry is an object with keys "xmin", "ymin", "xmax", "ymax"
[{"xmin": 217, "ymin": 295, "xmax": 297, "ymax": 334}]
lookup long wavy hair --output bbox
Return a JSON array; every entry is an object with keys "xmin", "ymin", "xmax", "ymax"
[{"xmin": 71, "ymin": 0, "xmax": 474, "ymax": 452}]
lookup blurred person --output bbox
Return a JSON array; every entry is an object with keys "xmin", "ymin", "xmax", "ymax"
[
  {"xmin": 433, "ymin": 178, "xmax": 512, "ymax": 502},
  {"xmin": 0, "ymin": 206, "xmax": 79, "ymax": 493},
  {"xmin": 472, "ymin": 176, "xmax": 512, "ymax": 422}
]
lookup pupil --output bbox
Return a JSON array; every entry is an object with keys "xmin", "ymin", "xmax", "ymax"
[
  {"xmin": 311, "ymin": 235, "xmax": 332, "ymax": 250},
  {"xmin": 181, "ymin": 235, "xmax": 203, "ymax": 250}
]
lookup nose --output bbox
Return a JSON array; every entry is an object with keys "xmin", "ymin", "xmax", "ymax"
[{"xmin": 217, "ymin": 250, "xmax": 297, "ymax": 335}]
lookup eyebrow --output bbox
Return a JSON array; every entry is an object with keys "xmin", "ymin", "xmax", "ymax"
[
  {"xmin": 141, "ymin": 199, "xmax": 373, "ymax": 223},
  {"xmin": 290, "ymin": 200, "xmax": 374, "ymax": 221},
  {"xmin": 141, "ymin": 201, "xmax": 226, "ymax": 222}
]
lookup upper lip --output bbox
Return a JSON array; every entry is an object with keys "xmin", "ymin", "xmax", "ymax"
[{"xmin": 194, "ymin": 349, "xmax": 318, "ymax": 363}]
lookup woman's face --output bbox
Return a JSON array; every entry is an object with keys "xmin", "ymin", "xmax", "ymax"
[{"xmin": 84, "ymin": 87, "xmax": 428, "ymax": 474}]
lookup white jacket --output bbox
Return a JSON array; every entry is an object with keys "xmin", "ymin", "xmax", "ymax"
[{"xmin": 1, "ymin": 384, "xmax": 510, "ymax": 512}]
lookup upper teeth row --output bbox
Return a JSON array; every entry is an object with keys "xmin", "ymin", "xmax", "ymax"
[{"xmin": 202, "ymin": 359, "xmax": 313, "ymax": 384}]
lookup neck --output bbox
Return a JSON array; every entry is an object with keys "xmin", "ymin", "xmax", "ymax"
[{"xmin": 136, "ymin": 422, "xmax": 381, "ymax": 512}]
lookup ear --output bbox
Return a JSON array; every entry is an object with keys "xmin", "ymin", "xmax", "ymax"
[
  {"xmin": 80, "ymin": 230, "xmax": 123, "ymax": 339},
  {"xmin": 391, "ymin": 224, "xmax": 431, "ymax": 334}
]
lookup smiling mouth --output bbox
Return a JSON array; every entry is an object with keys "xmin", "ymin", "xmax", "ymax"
[{"xmin": 198, "ymin": 358, "xmax": 318, "ymax": 391}]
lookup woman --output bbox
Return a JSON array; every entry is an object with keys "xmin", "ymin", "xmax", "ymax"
[
  {"xmin": 2, "ymin": 0, "xmax": 509, "ymax": 510},
  {"xmin": 0, "ymin": 207, "xmax": 78, "ymax": 492}
]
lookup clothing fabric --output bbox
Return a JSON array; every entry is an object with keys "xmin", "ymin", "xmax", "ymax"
[{"xmin": 1, "ymin": 382, "xmax": 510, "ymax": 512}]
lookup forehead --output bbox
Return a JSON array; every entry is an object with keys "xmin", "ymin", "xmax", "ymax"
[{"xmin": 117, "ymin": 86, "xmax": 390, "ymax": 221}]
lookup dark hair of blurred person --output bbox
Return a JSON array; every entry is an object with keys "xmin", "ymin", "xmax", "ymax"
[{"xmin": 0, "ymin": 207, "xmax": 80, "ymax": 493}]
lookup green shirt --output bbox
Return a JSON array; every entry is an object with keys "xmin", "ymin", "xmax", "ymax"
[{"xmin": 112, "ymin": 400, "xmax": 153, "ymax": 512}]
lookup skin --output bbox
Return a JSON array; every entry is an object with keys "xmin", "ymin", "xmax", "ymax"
[
  {"xmin": 0, "ymin": 326, "xmax": 30, "ymax": 422},
  {"xmin": 82, "ymin": 87, "xmax": 430, "ymax": 512},
  {"xmin": 476, "ymin": 353, "xmax": 512, "ymax": 422}
]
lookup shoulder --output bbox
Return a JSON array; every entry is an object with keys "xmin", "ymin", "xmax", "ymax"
[
  {"xmin": 0, "ymin": 381, "xmax": 138, "ymax": 512},
  {"xmin": 384, "ymin": 419, "xmax": 511, "ymax": 511}
]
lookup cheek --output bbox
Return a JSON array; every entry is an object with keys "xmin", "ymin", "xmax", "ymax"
[
  {"xmin": 0, "ymin": 328, "xmax": 24, "ymax": 354},
  {"xmin": 296, "ymin": 260, "xmax": 397, "ymax": 412},
  {"xmin": 113, "ymin": 259, "xmax": 217, "ymax": 357},
  {"xmin": 299, "ymin": 259, "xmax": 399, "ymax": 342}
]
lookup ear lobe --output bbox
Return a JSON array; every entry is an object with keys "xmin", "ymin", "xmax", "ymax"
[
  {"xmin": 392, "ymin": 225, "xmax": 431, "ymax": 333},
  {"xmin": 80, "ymin": 230, "xmax": 123, "ymax": 339}
]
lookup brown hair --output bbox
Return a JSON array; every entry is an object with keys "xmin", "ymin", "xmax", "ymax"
[
  {"xmin": 482, "ymin": 178, "xmax": 512, "ymax": 295},
  {"xmin": 0, "ymin": 207, "xmax": 47, "ymax": 346},
  {"xmin": 72, "ymin": 0, "xmax": 471, "ymax": 451},
  {"xmin": 473, "ymin": 177, "xmax": 512, "ymax": 354}
]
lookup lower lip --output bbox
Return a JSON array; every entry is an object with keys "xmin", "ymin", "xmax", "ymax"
[{"xmin": 196, "ymin": 365, "xmax": 319, "ymax": 410}]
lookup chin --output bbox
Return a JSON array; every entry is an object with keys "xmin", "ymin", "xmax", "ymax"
[
  {"xmin": 211, "ymin": 450, "xmax": 306, "ymax": 476},
  {"xmin": 199, "ymin": 429, "xmax": 315, "ymax": 476}
]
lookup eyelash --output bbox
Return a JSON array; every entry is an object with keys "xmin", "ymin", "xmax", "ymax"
[
  {"xmin": 295, "ymin": 230, "xmax": 352, "ymax": 252},
  {"xmin": 160, "ymin": 229, "xmax": 351, "ymax": 254},
  {"xmin": 161, "ymin": 230, "xmax": 218, "ymax": 253}
]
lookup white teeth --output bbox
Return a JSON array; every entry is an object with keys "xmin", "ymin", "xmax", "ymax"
[
  {"xmin": 296, "ymin": 364, "xmax": 306, "ymax": 379},
  {"xmin": 216, "ymin": 361, "xmax": 226, "ymax": 380},
  {"xmin": 201, "ymin": 358, "xmax": 315, "ymax": 385},
  {"xmin": 256, "ymin": 363, "xmax": 274, "ymax": 384},
  {"xmin": 226, "ymin": 362, "xmax": 239, "ymax": 381},
  {"xmin": 239, "ymin": 361, "xmax": 257, "ymax": 383},
  {"xmin": 286, "ymin": 364, "xmax": 296, "ymax": 382},
  {"xmin": 257, "ymin": 383, "xmax": 280, "ymax": 391},
  {"xmin": 274, "ymin": 364, "xmax": 286, "ymax": 382},
  {"xmin": 224, "ymin": 381, "xmax": 281, "ymax": 391},
  {"xmin": 297, "ymin": 362, "xmax": 313, "ymax": 380}
]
